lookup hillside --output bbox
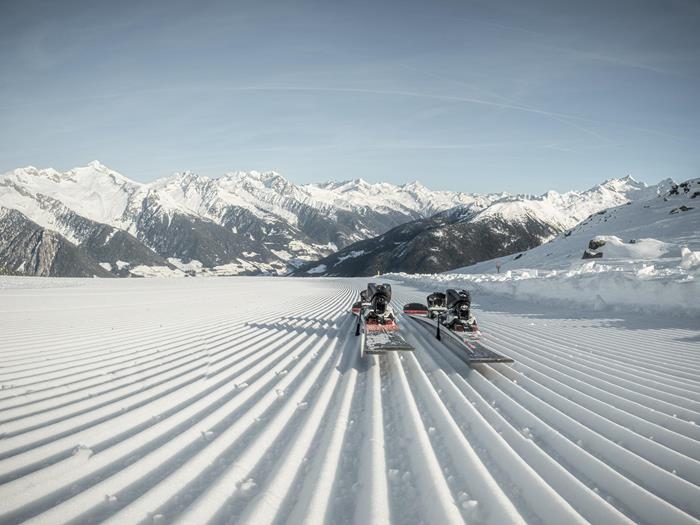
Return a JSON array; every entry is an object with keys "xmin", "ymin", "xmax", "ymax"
[
  {"xmin": 389, "ymin": 179, "xmax": 700, "ymax": 316},
  {"xmin": 458, "ymin": 178, "xmax": 698, "ymax": 274},
  {"xmin": 297, "ymin": 176, "xmax": 652, "ymax": 276},
  {"xmin": 295, "ymin": 207, "xmax": 559, "ymax": 276},
  {"xmin": 0, "ymin": 208, "xmax": 114, "ymax": 278}
]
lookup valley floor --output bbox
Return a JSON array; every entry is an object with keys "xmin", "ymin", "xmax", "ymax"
[{"xmin": 0, "ymin": 277, "xmax": 698, "ymax": 524}]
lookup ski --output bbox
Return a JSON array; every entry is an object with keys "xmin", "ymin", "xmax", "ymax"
[
  {"xmin": 403, "ymin": 289, "xmax": 513, "ymax": 366},
  {"xmin": 352, "ymin": 283, "xmax": 414, "ymax": 358}
]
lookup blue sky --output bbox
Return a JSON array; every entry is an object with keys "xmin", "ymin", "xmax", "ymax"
[{"xmin": 1, "ymin": 0, "xmax": 698, "ymax": 193}]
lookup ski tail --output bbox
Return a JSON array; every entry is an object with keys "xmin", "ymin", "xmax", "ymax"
[
  {"xmin": 402, "ymin": 302, "xmax": 429, "ymax": 316},
  {"xmin": 364, "ymin": 327, "xmax": 414, "ymax": 353},
  {"xmin": 358, "ymin": 316, "xmax": 414, "ymax": 355}
]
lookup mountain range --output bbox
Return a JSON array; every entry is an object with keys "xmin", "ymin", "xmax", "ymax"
[
  {"xmin": 293, "ymin": 176, "xmax": 654, "ymax": 275},
  {"xmin": 0, "ymin": 161, "xmax": 657, "ymax": 277},
  {"xmin": 453, "ymin": 177, "xmax": 698, "ymax": 275}
]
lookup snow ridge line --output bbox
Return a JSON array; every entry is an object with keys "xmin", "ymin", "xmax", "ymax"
[
  {"xmin": 9, "ymin": 285, "xmax": 353, "ymax": 523},
  {"xmin": 412, "ymin": 335, "xmax": 634, "ymax": 525},
  {"xmin": 483, "ymin": 325, "xmax": 700, "ymax": 436},
  {"xmin": 0, "ymin": 286, "xmax": 352, "ymax": 520},
  {"xmin": 484, "ymin": 320, "xmax": 700, "ymax": 400},
  {"xmin": 403, "ymin": 322, "xmax": 585, "ymax": 524}
]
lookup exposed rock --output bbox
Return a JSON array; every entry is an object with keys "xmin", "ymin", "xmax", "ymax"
[
  {"xmin": 582, "ymin": 249, "xmax": 603, "ymax": 259},
  {"xmin": 588, "ymin": 239, "xmax": 607, "ymax": 250},
  {"xmin": 0, "ymin": 209, "xmax": 113, "ymax": 277},
  {"xmin": 669, "ymin": 205, "xmax": 693, "ymax": 214}
]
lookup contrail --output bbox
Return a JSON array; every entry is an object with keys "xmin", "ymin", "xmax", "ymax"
[{"xmin": 1, "ymin": 83, "xmax": 695, "ymax": 144}]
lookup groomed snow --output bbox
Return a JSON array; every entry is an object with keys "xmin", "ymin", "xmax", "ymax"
[{"xmin": 0, "ymin": 277, "xmax": 698, "ymax": 524}]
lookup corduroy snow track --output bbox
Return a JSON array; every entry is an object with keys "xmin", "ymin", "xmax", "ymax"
[{"xmin": 0, "ymin": 277, "xmax": 698, "ymax": 525}]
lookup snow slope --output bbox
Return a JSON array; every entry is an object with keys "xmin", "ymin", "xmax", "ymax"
[
  {"xmin": 461, "ymin": 178, "xmax": 698, "ymax": 273},
  {"xmin": 387, "ymin": 179, "xmax": 699, "ymax": 316},
  {"xmin": 469, "ymin": 175, "xmax": 652, "ymax": 233},
  {"xmin": 0, "ymin": 277, "xmax": 698, "ymax": 524},
  {"xmin": 302, "ymin": 179, "xmax": 494, "ymax": 217}
]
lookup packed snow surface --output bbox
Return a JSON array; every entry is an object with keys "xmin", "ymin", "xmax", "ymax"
[{"xmin": 0, "ymin": 277, "xmax": 698, "ymax": 524}]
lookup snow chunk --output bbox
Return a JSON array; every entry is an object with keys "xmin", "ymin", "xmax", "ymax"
[{"xmin": 680, "ymin": 247, "xmax": 700, "ymax": 270}]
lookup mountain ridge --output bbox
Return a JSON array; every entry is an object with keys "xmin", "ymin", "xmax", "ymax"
[
  {"xmin": 292, "ymin": 175, "xmax": 662, "ymax": 276},
  {"xmin": 0, "ymin": 161, "xmax": 660, "ymax": 277}
]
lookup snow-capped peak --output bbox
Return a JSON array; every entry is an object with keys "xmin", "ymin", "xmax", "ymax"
[
  {"xmin": 87, "ymin": 160, "xmax": 108, "ymax": 171},
  {"xmin": 592, "ymin": 175, "xmax": 647, "ymax": 196},
  {"xmin": 401, "ymin": 180, "xmax": 426, "ymax": 191},
  {"xmin": 0, "ymin": 162, "xmax": 675, "ymax": 273},
  {"xmin": 165, "ymin": 171, "xmax": 208, "ymax": 185}
]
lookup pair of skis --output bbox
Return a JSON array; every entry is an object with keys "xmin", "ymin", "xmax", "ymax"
[{"xmin": 351, "ymin": 298, "xmax": 513, "ymax": 366}]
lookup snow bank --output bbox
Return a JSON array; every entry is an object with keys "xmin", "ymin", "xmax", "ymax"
[
  {"xmin": 457, "ymin": 179, "xmax": 699, "ymax": 276},
  {"xmin": 386, "ymin": 256, "xmax": 700, "ymax": 317},
  {"xmin": 590, "ymin": 235, "xmax": 678, "ymax": 259},
  {"xmin": 680, "ymin": 247, "xmax": 700, "ymax": 270}
]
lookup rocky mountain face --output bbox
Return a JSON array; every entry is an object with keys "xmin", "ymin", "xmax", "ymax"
[
  {"xmin": 0, "ymin": 161, "xmax": 655, "ymax": 278},
  {"xmin": 0, "ymin": 208, "xmax": 113, "ymax": 277},
  {"xmin": 294, "ymin": 202, "xmax": 562, "ymax": 276},
  {"xmin": 0, "ymin": 177, "xmax": 175, "ymax": 277}
]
